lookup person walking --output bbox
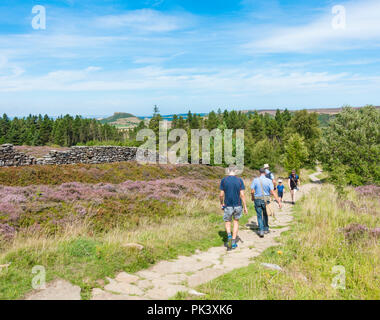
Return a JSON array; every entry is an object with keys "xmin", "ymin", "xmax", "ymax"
[
  {"xmin": 220, "ymin": 166, "xmax": 248, "ymax": 250},
  {"xmin": 251, "ymin": 168, "xmax": 282, "ymax": 238},
  {"xmin": 288, "ymin": 169, "xmax": 300, "ymax": 204},
  {"xmin": 277, "ymin": 179, "xmax": 285, "ymax": 205},
  {"xmin": 263, "ymin": 164, "xmax": 277, "ymax": 189}
]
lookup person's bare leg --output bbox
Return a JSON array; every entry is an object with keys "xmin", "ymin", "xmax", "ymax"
[
  {"xmin": 290, "ymin": 190, "xmax": 294, "ymax": 203},
  {"xmin": 225, "ymin": 221, "xmax": 231, "ymax": 235},
  {"xmin": 232, "ymin": 219, "xmax": 239, "ymax": 239}
]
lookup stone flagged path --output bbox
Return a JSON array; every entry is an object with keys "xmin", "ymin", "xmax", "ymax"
[{"xmin": 25, "ymin": 170, "xmax": 322, "ymax": 300}]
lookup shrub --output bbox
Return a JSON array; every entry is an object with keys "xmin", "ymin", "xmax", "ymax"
[
  {"xmin": 319, "ymin": 106, "xmax": 380, "ymax": 186},
  {"xmin": 282, "ymin": 133, "xmax": 309, "ymax": 173}
]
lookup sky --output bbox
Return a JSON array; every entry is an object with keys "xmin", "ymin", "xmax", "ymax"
[{"xmin": 0, "ymin": 0, "xmax": 380, "ymax": 117}]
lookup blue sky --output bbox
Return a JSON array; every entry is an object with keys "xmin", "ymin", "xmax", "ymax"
[{"xmin": 0, "ymin": 0, "xmax": 380, "ymax": 117}]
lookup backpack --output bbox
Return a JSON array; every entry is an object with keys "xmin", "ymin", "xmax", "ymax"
[
  {"xmin": 265, "ymin": 170, "xmax": 274, "ymax": 181},
  {"xmin": 289, "ymin": 174, "xmax": 299, "ymax": 186}
]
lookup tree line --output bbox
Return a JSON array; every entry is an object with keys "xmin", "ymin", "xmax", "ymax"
[
  {"xmin": 0, "ymin": 114, "xmax": 121, "ymax": 147},
  {"xmin": 1, "ymin": 105, "xmax": 378, "ymax": 186},
  {"xmin": 127, "ymin": 108, "xmax": 321, "ymax": 174},
  {"xmin": 129, "ymin": 105, "xmax": 379, "ymax": 186}
]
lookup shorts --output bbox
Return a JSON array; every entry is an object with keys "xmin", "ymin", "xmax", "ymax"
[
  {"xmin": 278, "ymin": 193, "xmax": 283, "ymax": 198},
  {"xmin": 223, "ymin": 206, "xmax": 243, "ymax": 222},
  {"xmin": 290, "ymin": 185, "xmax": 298, "ymax": 190}
]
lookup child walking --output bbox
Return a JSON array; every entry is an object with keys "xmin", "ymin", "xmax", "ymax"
[{"xmin": 277, "ymin": 179, "xmax": 285, "ymax": 205}]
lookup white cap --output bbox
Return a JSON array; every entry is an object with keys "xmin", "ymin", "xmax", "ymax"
[
  {"xmin": 263, "ymin": 164, "xmax": 269, "ymax": 169},
  {"xmin": 278, "ymin": 179, "xmax": 283, "ymax": 183}
]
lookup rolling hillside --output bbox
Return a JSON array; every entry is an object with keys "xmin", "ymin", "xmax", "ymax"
[{"xmin": 99, "ymin": 112, "xmax": 143, "ymax": 129}]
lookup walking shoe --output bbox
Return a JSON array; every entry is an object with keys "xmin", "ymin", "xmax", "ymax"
[
  {"xmin": 259, "ymin": 230, "xmax": 264, "ymax": 238},
  {"xmin": 232, "ymin": 242, "xmax": 238, "ymax": 249},
  {"xmin": 227, "ymin": 234, "xmax": 232, "ymax": 250}
]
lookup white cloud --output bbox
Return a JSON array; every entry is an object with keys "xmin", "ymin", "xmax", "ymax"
[
  {"xmin": 0, "ymin": 55, "xmax": 24, "ymax": 77},
  {"xmin": 96, "ymin": 9, "xmax": 193, "ymax": 32},
  {"xmin": 244, "ymin": 0, "xmax": 380, "ymax": 53},
  {"xmin": 1, "ymin": 64, "xmax": 379, "ymax": 97}
]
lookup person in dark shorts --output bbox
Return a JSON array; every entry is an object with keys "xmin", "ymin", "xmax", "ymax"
[
  {"xmin": 219, "ymin": 166, "xmax": 248, "ymax": 249},
  {"xmin": 288, "ymin": 170, "xmax": 300, "ymax": 204}
]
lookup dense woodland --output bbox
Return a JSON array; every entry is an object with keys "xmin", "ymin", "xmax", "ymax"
[{"xmin": 0, "ymin": 114, "xmax": 121, "ymax": 147}]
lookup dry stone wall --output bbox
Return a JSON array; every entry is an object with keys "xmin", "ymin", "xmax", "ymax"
[
  {"xmin": 0, "ymin": 144, "xmax": 162, "ymax": 167},
  {"xmin": 0, "ymin": 144, "xmax": 36, "ymax": 166}
]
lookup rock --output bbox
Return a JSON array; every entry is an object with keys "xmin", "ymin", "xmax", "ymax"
[
  {"xmin": 91, "ymin": 288, "xmax": 146, "ymax": 300},
  {"xmin": 115, "ymin": 272, "xmax": 139, "ymax": 283},
  {"xmin": 123, "ymin": 243, "xmax": 144, "ymax": 251},
  {"xmin": 187, "ymin": 268, "xmax": 226, "ymax": 287},
  {"xmin": 0, "ymin": 263, "xmax": 11, "ymax": 271},
  {"xmin": 188, "ymin": 289, "xmax": 206, "ymax": 296},
  {"xmin": 145, "ymin": 285, "xmax": 190, "ymax": 300},
  {"xmin": 104, "ymin": 279, "xmax": 144, "ymax": 296},
  {"xmin": 96, "ymin": 279, "xmax": 105, "ymax": 286},
  {"xmin": 260, "ymin": 263, "xmax": 283, "ymax": 271},
  {"xmin": 24, "ymin": 279, "xmax": 81, "ymax": 300},
  {"xmin": 136, "ymin": 279, "xmax": 153, "ymax": 290}
]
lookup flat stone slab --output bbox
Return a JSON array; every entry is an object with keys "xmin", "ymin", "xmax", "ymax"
[
  {"xmin": 115, "ymin": 272, "xmax": 139, "ymax": 283},
  {"xmin": 187, "ymin": 268, "xmax": 227, "ymax": 287},
  {"xmin": 144, "ymin": 285, "xmax": 189, "ymax": 300},
  {"xmin": 136, "ymin": 279, "xmax": 153, "ymax": 290},
  {"xmin": 104, "ymin": 279, "xmax": 144, "ymax": 296},
  {"xmin": 91, "ymin": 288, "xmax": 146, "ymax": 300},
  {"xmin": 160, "ymin": 273, "xmax": 188, "ymax": 284},
  {"xmin": 25, "ymin": 279, "xmax": 81, "ymax": 300},
  {"xmin": 135, "ymin": 270, "xmax": 162, "ymax": 279}
]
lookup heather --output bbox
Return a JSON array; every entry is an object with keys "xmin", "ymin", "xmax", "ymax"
[
  {"xmin": 355, "ymin": 185, "xmax": 380, "ymax": 197},
  {"xmin": 0, "ymin": 177, "xmax": 218, "ymax": 236},
  {"xmin": 0, "ymin": 161, "xmax": 255, "ymax": 186}
]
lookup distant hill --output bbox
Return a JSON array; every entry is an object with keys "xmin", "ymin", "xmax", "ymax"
[
  {"xmin": 99, "ymin": 112, "xmax": 136, "ymax": 124},
  {"xmin": 243, "ymin": 106, "xmax": 380, "ymax": 116},
  {"xmin": 98, "ymin": 112, "xmax": 143, "ymax": 130}
]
